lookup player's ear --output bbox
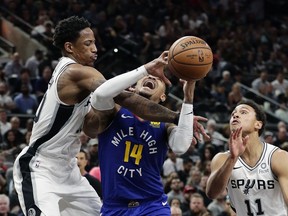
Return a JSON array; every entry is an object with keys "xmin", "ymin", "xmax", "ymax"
[
  {"xmin": 255, "ymin": 120, "xmax": 263, "ymax": 130},
  {"xmin": 160, "ymin": 94, "xmax": 166, "ymax": 102},
  {"xmin": 64, "ymin": 42, "xmax": 73, "ymax": 53}
]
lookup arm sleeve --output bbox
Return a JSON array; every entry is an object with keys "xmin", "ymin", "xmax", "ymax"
[
  {"xmin": 90, "ymin": 66, "xmax": 148, "ymax": 110},
  {"xmin": 168, "ymin": 103, "xmax": 193, "ymax": 155}
]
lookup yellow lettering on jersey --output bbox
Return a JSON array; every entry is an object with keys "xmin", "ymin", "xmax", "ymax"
[{"xmin": 124, "ymin": 141, "xmax": 143, "ymax": 165}]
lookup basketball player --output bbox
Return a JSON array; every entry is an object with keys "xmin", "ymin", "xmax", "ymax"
[
  {"xmin": 206, "ymin": 99, "xmax": 288, "ymax": 215},
  {"xmin": 13, "ymin": 16, "xmax": 184, "ymax": 216},
  {"xmin": 83, "ymin": 74, "xmax": 210, "ymax": 216}
]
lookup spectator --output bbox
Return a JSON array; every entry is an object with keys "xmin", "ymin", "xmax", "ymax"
[
  {"xmin": 219, "ymin": 70, "xmax": 234, "ymax": 97},
  {"xmin": 186, "ymin": 168, "xmax": 202, "ymax": 191},
  {"xmin": 13, "ymin": 83, "xmax": 38, "ymax": 114},
  {"xmin": 274, "ymin": 94, "xmax": 288, "ymax": 120},
  {"xmin": 3, "ymin": 52, "xmax": 23, "ymax": 80},
  {"xmin": 0, "ymin": 67, "xmax": 7, "ymax": 83},
  {"xmin": 79, "ymin": 131, "xmax": 90, "ymax": 151},
  {"xmin": 163, "ymin": 171, "xmax": 179, "ymax": 194},
  {"xmin": 181, "ymin": 144, "xmax": 201, "ymax": 165},
  {"xmin": 167, "ymin": 177, "xmax": 185, "ymax": 204},
  {"xmin": 182, "ymin": 193, "xmax": 210, "ymax": 216},
  {"xmin": 181, "ymin": 185, "xmax": 197, "ymax": 213},
  {"xmin": 263, "ymin": 131, "xmax": 275, "ymax": 145},
  {"xmin": 30, "ymin": 15, "xmax": 50, "ymax": 38},
  {"xmin": 0, "ymin": 82, "xmax": 15, "ymax": 112},
  {"xmin": 211, "ymin": 83, "xmax": 228, "ymax": 107},
  {"xmin": 5, "ymin": 117, "xmax": 24, "ymax": 144},
  {"xmin": 177, "ymin": 158, "xmax": 193, "ymax": 185},
  {"xmin": 24, "ymin": 49, "xmax": 44, "ymax": 80},
  {"xmin": 170, "ymin": 197, "xmax": 182, "ymax": 208},
  {"xmin": 76, "ymin": 149, "xmax": 102, "ymax": 199},
  {"xmin": 171, "ymin": 205, "xmax": 183, "ymax": 216},
  {"xmin": 205, "ymin": 119, "xmax": 227, "ymax": 151},
  {"xmin": 12, "ymin": 68, "xmax": 34, "ymax": 96},
  {"xmin": 197, "ymin": 174, "xmax": 212, "ymax": 207},
  {"xmin": 0, "ymin": 109, "xmax": 11, "ymax": 137},
  {"xmin": 271, "ymin": 70, "xmax": 288, "ymax": 99},
  {"xmin": 0, "ymin": 156, "xmax": 7, "ymax": 194},
  {"xmin": 251, "ymin": 70, "xmax": 273, "ymax": 98},
  {"xmin": 207, "ymin": 190, "xmax": 228, "ymax": 216},
  {"xmin": 227, "ymin": 82, "xmax": 243, "ymax": 111},
  {"xmin": 163, "ymin": 149, "xmax": 184, "ymax": 178},
  {"xmin": 34, "ymin": 65, "xmax": 52, "ymax": 103},
  {"xmin": 274, "ymin": 126, "xmax": 288, "ymax": 147},
  {"xmin": 0, "ymin": 194, "xmax": 17, "ymax": 216},
  {"xmin": 86, "ymin": 138, "xmax": 100, "ymax": 171},
  {"xmin": 1, "ymin": 129, "xmax": 22, "ymax": 162}
]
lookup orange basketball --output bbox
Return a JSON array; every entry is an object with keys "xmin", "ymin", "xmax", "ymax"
[{"xmin": 167, "ymin": 36, "xmax": 213, "ymax": 80}]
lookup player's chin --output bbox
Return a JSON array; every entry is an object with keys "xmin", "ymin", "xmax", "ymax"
[{"xmin": 139, "ymin": 91, "xmax": 152, "ymax": 99}]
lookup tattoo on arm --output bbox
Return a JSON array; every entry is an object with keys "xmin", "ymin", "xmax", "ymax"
[{"xmin": 114, "ymin": 91, "xmax": 178, "ymax": 123}]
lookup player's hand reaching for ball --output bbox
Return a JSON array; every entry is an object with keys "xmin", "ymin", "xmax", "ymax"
[{"xmin": 144, "ymin": 51, "xmax": 171, "ymax": 86}]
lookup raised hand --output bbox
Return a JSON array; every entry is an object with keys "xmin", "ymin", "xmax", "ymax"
[
  {"xmin": 144, "ymin": 51, "xmax": 171, "ymax": 86},
  {"xmin": 192, "ymin": 115, "xmax": 209, "ymax": 144},
  {"xmin": 229, "ymin": 127, "xmax": 249, "ymax": 159}
]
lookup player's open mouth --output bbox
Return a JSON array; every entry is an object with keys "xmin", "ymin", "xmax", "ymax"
[{"xmin": 143, "ymin": 80, "xmax": 155, "ymax": 89}]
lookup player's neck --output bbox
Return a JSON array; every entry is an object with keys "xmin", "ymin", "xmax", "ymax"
[{"xmin": 241, "ymin": 140, "xmax": 264, "ymax": 166}]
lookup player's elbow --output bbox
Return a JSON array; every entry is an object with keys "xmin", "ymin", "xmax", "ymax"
[
  {"xmin": 206, "ymin": 189, "xmax": 217, "ymax": 200},
  {"xmin": 169, "ymin": 139, "xmax": 191, "ymax": 156},
  {"xmin": 205, "ymin": 184, "xmax": 222, "ymax": 199}
]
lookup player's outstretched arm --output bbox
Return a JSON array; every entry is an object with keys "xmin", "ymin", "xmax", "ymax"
[
  {"xmin": 272, "ymin": 149, "xmax": 288, "ymax": 205},
  {"xmin": 114, "ymin": 90, "xmax": 179, "ymax": 123},
  {"xmin": 90, "ymin": 51, "xmax": 170, "ymax": 111}
]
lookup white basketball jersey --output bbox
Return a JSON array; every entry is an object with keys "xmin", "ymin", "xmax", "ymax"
[
  {"xmin": 227, "ymin": 142, "xmax": 288, "ymax": 216},
  {"xmin": 29, "ymin": 57, "xmax": 91, "ymax": 159}
]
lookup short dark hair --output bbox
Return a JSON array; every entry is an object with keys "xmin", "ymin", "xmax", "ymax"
[
  {"xmin": 53, "ymin": 16, "xmax": 91, "ymax": 49},
  {"xmin": 236, "ymin": 99, "xmax": 266, "ymax": 136},
  {"xmin": 79, "ymin": 149, "xmax": 88, "ymax": 160}
]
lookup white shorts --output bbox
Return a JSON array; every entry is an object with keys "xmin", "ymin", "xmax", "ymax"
[{"xmin": 13, "ymin": 146, "xmax": 102, "ymax": 216}]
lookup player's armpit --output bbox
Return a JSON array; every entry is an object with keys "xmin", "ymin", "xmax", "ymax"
[{"xmin": 114, "ymin": 90, "xmax": 178, "ymax": 123}]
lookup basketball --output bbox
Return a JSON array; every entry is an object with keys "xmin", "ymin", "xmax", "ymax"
[{"xmin": 167, "ymin": 36, "xmax": 213, "ymax": 80}]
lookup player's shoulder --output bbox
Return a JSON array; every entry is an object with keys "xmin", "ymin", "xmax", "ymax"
[
  {"xmin": 64, "ymin": 64, "xmax": 103, "ymax": 80},
  {"xmin": 214, "ymin": 151, "xmax": 230, "ymax": 160},
  {"xmin": 271, "ymin": 148, "xmax": 288, "ymax": 175},
  {"xmin": 272, "ymin": 148, "xmax": 288, "ymax": 161},
  {"xmin": 210, "ymin": 151, "xmax": 230, "ymax": 166}
]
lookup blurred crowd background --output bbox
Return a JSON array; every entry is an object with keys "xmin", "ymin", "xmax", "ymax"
[{"xmin": 0, "ymin": 0, "xmax": 287, "ymax": 215}]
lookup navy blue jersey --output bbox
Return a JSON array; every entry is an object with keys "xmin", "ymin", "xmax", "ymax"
[{"xmin": 98, "ymin": 107, "xmax": 168, "ymax": 205}]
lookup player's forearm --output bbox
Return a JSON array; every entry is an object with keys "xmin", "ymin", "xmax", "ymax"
[
  {"xmin": 206, "ymin": 154, "xmax": 237, "ymax": 199},
  {"xmin": 168, "ymin": 103, "xmax": 193, "ymax": 155},
  {"xmin": 114, "ymin": 91, "xmax": 178, "ymax": 123}
]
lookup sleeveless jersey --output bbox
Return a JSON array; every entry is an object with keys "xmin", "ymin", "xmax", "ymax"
[
  {"xmin": 29, "ymin": 57, "xmax": 90, "ymax": 159},
  {"xmin": 98, "ymin": 107, "xmax": 168, "ymax": 205},
  {"xmin": 227, "ymin": 142, "xmax": 288, "ymax": 216}
]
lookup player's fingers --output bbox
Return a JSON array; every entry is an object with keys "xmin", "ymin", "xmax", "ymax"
[
  {"xmin": 160, "ymin": 74, "xmax": 172, "ymax": 86},
  {"xmin": 194, "ymin": 115, "xmax": 208, "ymax": 122},
  {"xmin": 192, "ymin": 137, "xmax": 197, "ymax": 145}
]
